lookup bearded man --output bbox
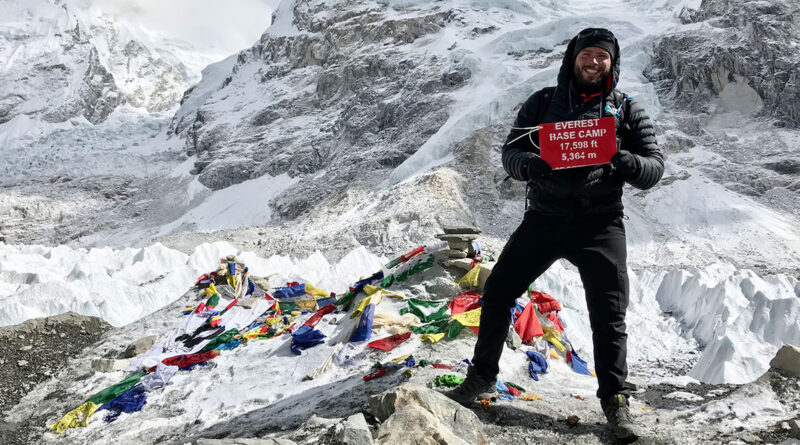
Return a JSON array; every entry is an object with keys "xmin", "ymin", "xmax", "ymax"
[{"xmin": 444, "ymin": 28, "xmax": 664, "ymax": 443}]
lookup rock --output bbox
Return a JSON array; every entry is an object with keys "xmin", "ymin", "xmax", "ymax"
[
  {"xmin": 235, "ymin": 298, "xmax": 258, "ymax": 309},
  {"xmin": 341, "ymin": 413, "xmax": 373, "ymax": 445},
  {"xmin": 17, "ymin": 360, "xmax": 28, "ymax": 367},
  {"xmin": 196, "ymin": 439, "xmax": 295, "ymax": 445},
  {"xmin": 423, "ymin": 277, "xmax": 461, "ymax": 300},
  {"xmin": 506, "ymin": 325, "xmax": 522, "ymax": 350},
  {"xmin": 369, "ymin": 384, "xmax": 488, "ymax": 445},
  {"xmin": 770, "ymin": 344, "xmax": 800, "ymax": 376},
  {"xmin": 250, "ymin": 276, "xmax": 271, "ymax": 292},
  {"xmin": 444, "ymin": 249, "xmax": 468, "ymax": 259},
  {"xmin": 123, "ymin": 335, "xmax": 158, "ymax": 358},
  {"xmin": 790, "ymin": 419, "xmax": 800, "ymax": 439},
  {"xmin": 445, "ymin": 258, "xmax": 476, "ymax": 272},
  {"xmin": 476, "ymin": 263, "xmax": 493, "ymax": 290},
  {"xmin": 92, "ymin": 358, "xmax": 130, "ymax": 373},
  {"xmin": 435, "ymin": 234, "xmax": 479, "ymax": 252},
  {"xmin": 441, "ymin": 226, "xmax": 481, "ymax": 235}
]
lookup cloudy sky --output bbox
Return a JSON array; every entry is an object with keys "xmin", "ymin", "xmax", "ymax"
[{"xmin": 78, "ymin": 0, "xmax": 282, "ymax": 58}]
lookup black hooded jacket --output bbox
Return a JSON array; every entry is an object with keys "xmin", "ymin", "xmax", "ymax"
[{"xmin": 502, "ymin": 33, "xmax": 664, "ymax": 217}]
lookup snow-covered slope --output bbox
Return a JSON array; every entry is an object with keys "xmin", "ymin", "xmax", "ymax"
[
  {"xmin": 5, "ymin": 247, "xmax": 799, "ymax": 444},
  {"xmin": 1, "ymin": 0, "xmax": 799, "ymax": 396}
]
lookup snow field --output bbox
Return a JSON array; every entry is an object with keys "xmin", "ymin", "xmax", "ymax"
[
  {"xmin": 4, "ymin": 238, "xmax": 798, "ymax": 388},
  {"xmin": 0, "ymin": 241, "xmax": 385, "ymax": 328}
]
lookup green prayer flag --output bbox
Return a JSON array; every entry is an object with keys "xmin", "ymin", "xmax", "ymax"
[
  {"xmin": 200, "ymin": 329, "xmax": 240, "ymax": 352},
  {"xmin": 434, "ymin": 374, "xmax": 465, "ymax": 387},
  {"xmin": 409, "ymin": 318, "xmax": 450, "ymax": 335},
  {"xmin": 505, "ymin": 381, "xmax": 526, "ymax": 393},
  {"xmin": 278, "ymin": 301, "xmax": 296, "ymax": 312},
  {"xmin": 447, "ymin": 320, "xmax": 465, "ymax": 338},
  {"xmin": 87, "ymin": 372, "xmax": 147, "ymax": 405},
  {"xmin": 400, "ymin": 298, "xmax": 449, "ymax": 323},
  {"xmin": 335, "ymin": 290, "xmax": 357, "ymax": 307}
]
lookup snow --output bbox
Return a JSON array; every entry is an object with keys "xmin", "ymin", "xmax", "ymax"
[
  {"xmin": 1, "ymin": 6, "xmax": 800, "ymax": 444},
  {"xmin": 657, "ymin": 266, "xmax": 800, "ymax": 384},
  {"xmin": 386, "ymin": 0, "xmax": 680, "ymax": 185},
  {"xmin": 158, "ymin": 173, "xmax": 299, "ymax": 235},
  {"xmin": 0, "ymin": 240, "xmax": 384, "ymax": 328},
  {"xmin": 76, "ymin": 0, "xmax": 277, "ymax": 78}
]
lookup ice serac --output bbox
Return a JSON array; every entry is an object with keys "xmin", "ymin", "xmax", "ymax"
[{"xmin": 656, "ymin": 266, "xmax": 800, "ymax": 384}]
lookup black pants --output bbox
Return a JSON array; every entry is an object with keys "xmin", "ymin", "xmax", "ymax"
[{"xmin": 471, "ymin": 211, "xmax": 630, "ymax": 400}]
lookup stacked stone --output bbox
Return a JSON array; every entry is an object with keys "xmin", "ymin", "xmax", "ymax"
[{"xmin": 435, "ymin": 226, "xmax": 481, "ymax": 259}]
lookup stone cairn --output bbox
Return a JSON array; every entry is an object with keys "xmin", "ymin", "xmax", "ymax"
[{"xmin": 435, "ymin": 226, "xmax": 481, "ymax": 259}]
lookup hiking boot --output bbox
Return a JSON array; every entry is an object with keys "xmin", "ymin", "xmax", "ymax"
[
  {"xmin": 601, "ymin": 394, "xmax": 641, "ymax": 443},
  {"xmin": 442, "ymin": 366, "xmax": 495, "ymax": 405}
]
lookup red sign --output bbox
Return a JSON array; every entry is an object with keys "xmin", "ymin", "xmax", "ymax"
[{"xmin": 538, "ymin": 117, "xmax": 617, "ymax": 169}]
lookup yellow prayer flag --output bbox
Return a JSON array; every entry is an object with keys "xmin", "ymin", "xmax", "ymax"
[
  {"xmin": 451, "ymin": 308, "xmax": 481, "ymax": 327},
  {"xmin": 420, "ymin": 333, "xmax": 446, "ymax": 343},
  {"xmin": 456, "ymin": 264, "xmax": 481, "ymax": 287},
  {"xmin": 363, "ymin": 284, "xmax": 381, "ymax": 296},
  {"xmin": 351, "ymin": 296, "xmax": 372, "ymax": 319},
  {"xmin": 49, "ymin": 401, "xmax": 100, "ymax": 434},
  {"xmin": 305, "ymin": 282, "xmax": 331, "ymax": 297}
]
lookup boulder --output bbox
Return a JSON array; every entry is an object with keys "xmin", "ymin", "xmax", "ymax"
[
  {"xmin": 444, "ymin": 249, "xmax": 468, "ymax": 259},
  {"xmin": 369, "ymin": 384, "xmax": 487, "ymax": 445},
  {"xmin": 123, "ymin": 335, "xmax": 158, "ymax": 358},
  {"xmin": 92, "ymin": 358, "xmax": 130, "ymax": 372},
  {"xmin": 441, "ymin": 226, "xmax": 481, "ymax": 235},
  {"xmin": 341, "ymin": 413, "xmax": 373, "ymax": 445},
  {"xmin": 769, "ymin": 344, "xmax": 800, "ymax": 377}
]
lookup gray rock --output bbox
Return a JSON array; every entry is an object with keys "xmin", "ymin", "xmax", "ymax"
[
  {"xmin": 506, "ymin": 325, "xmax": 522, "ymax": 350},
  {"xmin": 423, "ymin": 277, "xmax": 462, "ymax": 300},
  {"xmin": 441, "ymin": 226, "xmax": 481, "ymax": 235},
  {"xmin": 369, "ymin": 384, "xmax": 488, "ymax": 445},
  {"xmin": 91, "ymin": 358, "xmax": 130, "ymax": 372},
  {"xmin": 196, "ymin": 439, "xmax": 295, "ymax": 445},
  {"xmin": 341, "ymin": 413, "xmax": 373, "ymax": 445},
  {"xmin": 123, "ymin": 335, "xmax": 158, "ymax": 358},
  {"xmin": 789, "ymin": 418, "xmax": 800, "ymax": 439},
  {"xmin": 445, "ymin": 258, "xmax": 475, "ymax": 272},
  {"xmin": 444, "ymin": 249, "xmax": 468, "ymax": 259},
  {"xmin": 770, "ymin": 344, "xmax": 800, "ymax": 376}
]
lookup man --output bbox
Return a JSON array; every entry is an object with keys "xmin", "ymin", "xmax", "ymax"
[{"xmin": 444, "ymin": 28, "xmax": 664, "ymax": 442}]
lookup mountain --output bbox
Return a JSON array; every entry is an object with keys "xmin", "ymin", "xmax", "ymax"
[{"xmin": 1, "ymin": 0, "xmax": 800, "ymax": 443}]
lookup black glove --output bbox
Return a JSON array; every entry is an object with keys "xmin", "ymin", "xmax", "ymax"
[
  {"xmin": 526, "ymin": 155, "xmax": 552, "ymax": 180},
  {"xmin": 611, "ymin": 150, "xmax": 638, "ymax": 178}
]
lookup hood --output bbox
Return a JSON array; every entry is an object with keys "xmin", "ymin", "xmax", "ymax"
[{"xmin": 557, "ymin": 32, "xmax": 621, "ymax": 93}]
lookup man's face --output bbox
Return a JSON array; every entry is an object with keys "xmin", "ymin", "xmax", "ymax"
[{"xmin": 573, "ymin": 46, "xmax": 612, "ymax": 87}]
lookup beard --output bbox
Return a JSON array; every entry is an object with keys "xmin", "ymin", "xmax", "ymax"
[{"xmin": 573, "ymin": 63, "xmax": 609, "ymax": 90}]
